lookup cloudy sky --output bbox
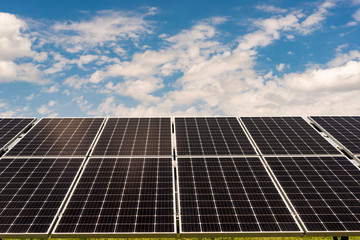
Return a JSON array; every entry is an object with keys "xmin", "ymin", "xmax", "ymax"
[{"xmin": 1, "ymin": 0, "xmax": 360, "ymax": 118}]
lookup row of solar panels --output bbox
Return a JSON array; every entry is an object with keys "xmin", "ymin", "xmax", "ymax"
[{"xmin": 0, "ymin": 117, "xmax": 359, "ymax": 238}]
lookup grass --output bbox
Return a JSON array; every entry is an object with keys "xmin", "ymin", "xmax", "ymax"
[{"xmin": 5, "ymin": 237, "xmax": 360, "ymax": 240}]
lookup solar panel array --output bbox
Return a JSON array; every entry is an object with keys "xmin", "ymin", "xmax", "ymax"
[
  {"xmin": 241, "ymin": 117, "xmax": 340, "ymax": 155},
  {"xmin": 175, "ymin": 117, "xmax": 303, "ymax": 236},
  {"xmin": 240, "ymin": 117, "xmax": 360, "ymax": 235},
  {"xmin": 266, "ymin": 156, "xmax": 360, "ymax": 234},
  {"xmin": 0, "ymin": 118, "xmax": 35, "ymax": 152},
  {"xmin": 54, "ymin": 118, "xmax": 175, "ymax": 236},
  {"xmin": 311, "ymin": 116, "xmax": 360, "ymax": 156},
  {"xmin": 175, "ymin": 117, "xmax": 256, "ymax": 156},
  {"xmin": 6, "ymin": 118, "xmax": 104, "ymax": 157},
  {"xmin": 92, "ymin": 118, "xmax": 172, "ymax": 156},
  {"xmin": 2, "ymin": 116, "xmax": 360, "ymax": 238},
  {"xmin": 0, "ymin": 157, "xmax": 83, "ymax": 236},
  {"xmin": 178, "ymin": 157, "xmax": 301, "ymax": 235}
]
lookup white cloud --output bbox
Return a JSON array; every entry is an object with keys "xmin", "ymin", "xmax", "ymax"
[
  {"xmin": 68, "ymin": 19, "xmax": 225, "ymax": 96},
  {"xmin": 52, "ymin": 9, "xmax": 154, "ymax": 53},
  {"xmin": 287, "ymin": 51, "xmax": 294, "ymax": 55},
  {"xmin": 0, "ymin": 61, "xmax": 47, "ymax": 84},
  {"xmin": 87, "ymin": 96, "xmax": 211, "ymax": 116},
  {"xmin": 237, "ymin": 14, "xmax": 299, "ymax": 50},
  {"xmin": 327, "ymin": 50, "xmax": 360, "ymax": 67},
  {"xmin": 42, "ymin": 84, "xmax": 59, "ymax": 93},
  {"xmin": 276, "ymin": 63, "xmax": 285, "ymax": 71},
  {"xmin": 0, "ymin": 12, "xmax": 31, "ymax": 61},
  {"xmin": 0, "ymin": 110, "xmax": 16, "ymax": 117},
  {"xmin": 105, "ymin": 77, "xmax": 163, "ymax": 103},
  {"xmin": 83, "ymin": 3, "xmax": 347, "ymax": 116},
  {"xmin": 25, "ymin": 93, "xmax": 35, "ymax": 101},
  {"xmin": 74, "ymin": 96, "xmax": 92, "ymax": 112},
  {"xmin": 255, "ymin": 5, "xmax": 287, "ymax": 14},
  {"xmin": 48, "ymin": 100, "xmax": 56, "ymax": 107},
  {"xmin": 37, "ymin": 103, "xmax": 58, "ymax": 117},
  {"xmin": 77, "ymin": 54, "xmax": 98, "ymax": 68},
  {"xmin": 4, "ymin": 1, "xmax": 357, "ymax": 117},
  {"xmin": 353, "ymin": 8, "xmax": 360, "ymax": 21},
  {"xmin": 45, "ymin": 53, "xmax": 99, "ymax": 74},
  {"xmin": 237, "ymin": 0, "xmax": 336, "ymax": 51},
  {"xmin": 63, "ymin": 89, "xmax": 71, "ymax": 96},
  {"xmin": 298, "ymin": 0, "xmax": 336, "ymax": 34},
  {"xmin": 347, "ymin": 8, "xmax": 360, "ymax": 26},
  {"xmin": 0, "ymin": 100, "xmax": 30, "ymax": 117},
  {"xmin": 37, "ymin": 105, "xmax": 50, "ymax": 115},
  {"xmin": 0, "ymin": 13, "xmax": 46, "ymax": 84},
  {"xmin": 285, "ymin": 60, "xmax": 360, "ymax": 92},
  {"xmin": 64, "ymin": 75, "xmax": 89, "ymax": 89},
  {"xmin": 336, "ymin": 43, "xmax": 349, "ymax": 53}
]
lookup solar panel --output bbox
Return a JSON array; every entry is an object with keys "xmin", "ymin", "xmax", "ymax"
[
  {"xmin": 0, "ymin": 157, "xmax": 83, "ymax": 237},
  {"xmin": 0, "ymin": 118, "xmax": 35, "ymax": 152},
  {"xmin": 92, "ymin": 118, "xmax": 172, "ymax": 156},
  {"xmin": 53, "ymin": 157, "xmax": 176, "ymax": 237},
  {"xmin": 265, "ymin": 156, "xmax": 360, "ymax": 234},
  {"xmin": 311, "ymin": 116, "xmax": 360, "ymax": 156},
  {"xmin": 6, "ymin": 118, "xmax": 104, "ymax": 157},
  {"xmin": 241, "ymin": 117, "xmax": 340, "ymax": 155},
  {"xmin": 175, "ymin": 117, "xmax": 256, "ymax": 156},
  {"xmin": 177, "ymin": 157, "xmax": 302, "ymax": 236}
]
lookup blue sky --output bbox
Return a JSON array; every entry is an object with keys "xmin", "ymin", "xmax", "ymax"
[{"xmin": 0, "ymin": 0, "xmax": 360, "ymax": 117}]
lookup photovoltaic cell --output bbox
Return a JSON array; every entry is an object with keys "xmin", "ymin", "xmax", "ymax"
[
  {"xmin": 0, "ymin": 118, "xmax": 35, "ymax": 152},
  {"xmin": 54, "ymin": 157, "xmax": 175, "ymax": 236},
  {"xmin": 0, "ymin": 157, "xmax": 83, "ymax": 236},
  {"xmin": 177, "ymin": 157, "xmax": 301, "ymax": 235},
  {"xmin": 6, "ymin": 118, "xmax": 104, "ymax": 157},
  {"xmin": 311, "ymin": 116, "xmax": 360, "ymax": 155},
  {"xmin": 242, "ymin": 117, "xmax": 340, "ymax": 155},
  {"xmin": 265, "ymin": 156, "xmax": 360, "ymax": 233},
  {"xmin": 92, "ymin": 118, "xmax": 172, "ymax": 156},
  {"xmin": 175, "ymin": 117, "xmax": 256, "ymax": 156}
]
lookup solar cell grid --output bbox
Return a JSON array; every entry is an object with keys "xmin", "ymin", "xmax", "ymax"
[
  {"xmin": 311, "ymin": 116, "xmax": 360, "ymax": 155},
  {"xmin": 265, "ymin": 156, "xmax": 360, "ymax": 234},
  {"xmin": 6, "ymin": 118, "xmax": 104, "ymax": 157},
  {"xmin": 92, "ymin": 118, "xmax": 172, "ymax": 156},
  {"xmin": 54, "ymin": 157, "xmax": 175, "ymax": 236},
  {"xmin": 175, "ymin": 117, "xmax": 256, "ymax": 156},
  {"xmin": 241, "ymin": 117, "xmax": 340, "ymax": 155},
  {"xmin": 0, "ymin": 157, "xmax": 83, "ymax": 236},
  {"xmin": 177, "ymin": 157, "xmax": 301, "ymax": 235},
  {"xmin": 0, "ymin": 118, "xmax": 35, "ymax": 152}
]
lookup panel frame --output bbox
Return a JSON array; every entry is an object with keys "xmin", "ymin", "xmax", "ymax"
[
  {"xmin": 309, "ymin": 116, "xmax": 360, "ymax": 163},
  {"xmin": 176, "ymin": 156, "xmax": 304, "ymax": 237},
  {"xmin": 0, "ymin": 118, "xmax": 36, "ymax": 153},
  {"xmin": 0, "ymin": 157, "xmax": 86, "ymax": 239},
  {"xmin": 240, "ymin": 117, "xmax": 344, "ymax": 157},
  {"xmin": 3, "ymin": 117, "xmax": 106, "ymax": 158},
  {"xmin": 51, "ymin": 156, "xmax": 177, "ymax": 238},
  {"xmin": 90, "ymin": 117, "xmax": 173, "ymax": 157},
  {"xmin": 263, "ymin": 155, "xmax": 360, "ymax": 236}
]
